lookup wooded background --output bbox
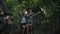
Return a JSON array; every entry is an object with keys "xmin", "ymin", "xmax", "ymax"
[{"xmin": 0, "ymin": 0, "xmax": 60, "ymax": 34}]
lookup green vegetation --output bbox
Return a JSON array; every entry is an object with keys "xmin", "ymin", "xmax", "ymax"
[
  {"xmin": 6, "ymin": 0, "xmax": 60, "ymax": 34},
  {"xmin": 0, "ymin": 0, "xmax": 60, "ymax": 34}
]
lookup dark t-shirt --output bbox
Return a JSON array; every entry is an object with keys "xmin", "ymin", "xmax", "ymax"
[{"xmin": 26, "ymin": 16, "xmax": 33, "ymax": 24}]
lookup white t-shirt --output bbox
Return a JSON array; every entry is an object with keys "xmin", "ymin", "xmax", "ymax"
[{"xmin": 21, "ymin": 16, "xmax": 26, "ymax": 23}]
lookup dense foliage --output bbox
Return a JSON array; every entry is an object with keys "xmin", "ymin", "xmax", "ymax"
[{"xmin": 4, "ymin": 0, "xmax": 60, "ymax": 34}]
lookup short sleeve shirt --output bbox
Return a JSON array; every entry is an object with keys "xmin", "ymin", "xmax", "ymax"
[
  {"xmin": 19, "ymin": 14, "xmax": 26, "ymax": 24},
  {"xmin": 21, "ymin": 16, "xmax": 26, "ymax": 23},
  {"xmin": 26, "ymin": 16, "xmax": 33, "ymax": 23}
]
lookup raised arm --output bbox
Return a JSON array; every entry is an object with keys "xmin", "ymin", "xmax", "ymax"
[
  {"xmin": 26, "ymin": 11, "xmax": 41, "ymax": 17},
  {"xmin": 31, "ymin": 11, "xmax": 41, "ymax": 17}
]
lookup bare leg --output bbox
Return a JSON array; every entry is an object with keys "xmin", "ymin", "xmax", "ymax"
[
  {"xmin": 29, "ymin": 24, "xmax": 32, "ymax": 34},
  {"xmin": 27, "ymin": 24, "xmax": 29, "ymax": 34},
  {"xmin": 22, "ymin": 25, "xmax": 25, "ymax": 34},
  {"xmin": 27, "ymin": 24, "xmax": 32, "ymax": 34},
  {"xmin": 31, "ymin": 25, "xmax": 32, "ymax": 34}
]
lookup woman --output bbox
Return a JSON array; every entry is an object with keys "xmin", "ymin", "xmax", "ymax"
[
  {"xmin": 19, "ymin": 11, "xmax": 27, "ymax": 34},
  {"xmin": 26, "ymin": 11, "xmax": 41, "ymax": 34}
]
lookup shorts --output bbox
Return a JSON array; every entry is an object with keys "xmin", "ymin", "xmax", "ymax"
[
  {"xmin": 21, "ymin": 23, "xmax": 26, "ymax": 25},
  {"xmin": 26, "ymin": 22, "xmax": 32, "ymax": 24}
]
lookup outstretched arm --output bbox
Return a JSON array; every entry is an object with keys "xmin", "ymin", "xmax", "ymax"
[{"xmin": 31, "ymin": 11, "xmax": 41, "ymax": 17}]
